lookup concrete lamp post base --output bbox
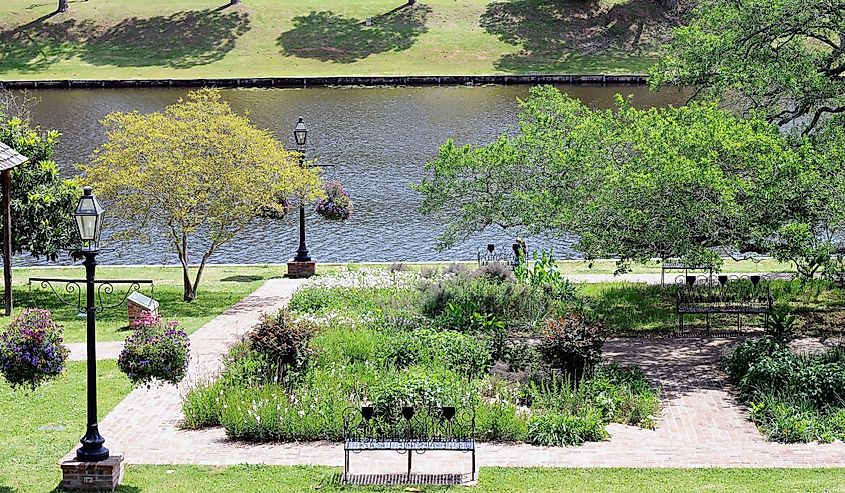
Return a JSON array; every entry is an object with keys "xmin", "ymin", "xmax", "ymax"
[
  {"xmin": 287, "ymin": 260, "xmax": 316, "ymax": 278},
  {"xmin": 60, "ymin": 454, "xmax": 124, "ymax": 492}
]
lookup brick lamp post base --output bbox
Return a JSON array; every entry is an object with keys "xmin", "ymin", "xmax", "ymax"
[
  {"xmin": 287, "ymin": 260, "xmax": 316, "ymax": 278},
  {"xmin": 61, "ymin": 454, "xmax": 124, "ymax": 492}
]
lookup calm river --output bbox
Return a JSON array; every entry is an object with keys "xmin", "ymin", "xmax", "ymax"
[{"xmin": 16, "ymin": 84, "xmax": 686, "ymax": 265}]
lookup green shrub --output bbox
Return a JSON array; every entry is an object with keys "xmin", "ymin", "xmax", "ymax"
[
  {"xmin": 526, "ymin": 408, "xmax": 608, "ymax": 446},
  {"xmin": 723, "ymin": 336, "xmax": 786, "ymax": 382},
  {"xmin": 725, "ymin": 335, "xmax": 845, "ymax": 442},
  {"xmin": 246, "ymin": 309, "xmax": 315, "ymax": 382},
  {"xmin": 312, "ymin": 326, "xmax": 382, "ymax": 366},
  {"xmin": 514, "ymin": 249, "xmax": 577, "ymax": 301},
  {"xmin": 182, "ymin": 379, "xmax": 225, "ymax": 429},
  {"xmin": 475, "ymin": 401, "xmax": 529, "ymax": 441},
  {"xmin": 538, "ymin": 313, "xmax": 604, "ymax": 378},
  {"xmin": 369, "ymin": 366, "xmax": 467, "ymax": 421},
  {"xmin": 377, "ymin": 328, "xmax": 492, "ymax": 377},
  {"xmin": 422, "ymin": 275, "xmax": 562, "ymax": 332},
  {"xmin": 767, "ymin": 304, "xmax": 797, "ymax": 343},
  {"xmin": 288, "ymin": 287, "xmax": 340, "ymax": 314}
]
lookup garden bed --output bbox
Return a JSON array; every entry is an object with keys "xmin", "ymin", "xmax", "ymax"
[
  {"xmin": 724, "ymin": 335, "xmax": 845, "ymax": 443},
  {"xmin": 182, "ymin": 264, "xmax": 660, "ymax": 446}
]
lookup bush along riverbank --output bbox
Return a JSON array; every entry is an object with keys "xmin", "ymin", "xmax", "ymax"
[{"xmin": 182, "ymin": 261, "xmax": 660, "ymax": 445}]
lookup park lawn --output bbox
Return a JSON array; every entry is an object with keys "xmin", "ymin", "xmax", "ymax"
[
  {"xmin": 0, "ymin": 0, "xmax": 675, "ymax": 80},
  {"xmin": 9, "ymin": 264, "xmax": 288, "ymax": 343},
  {"xmin": 108, "ymin": 465, "xmax": 845, "ymax": 493},
  {"xmin": 316, "ymin": 258, "xmax": 793, "ymax": 276},
  {"xmin": 0, "ymin": 360, "xmax": 133, "ymax": 493}
]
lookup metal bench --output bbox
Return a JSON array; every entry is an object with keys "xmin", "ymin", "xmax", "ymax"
[
  {"xmin": 343, "ymin": 405, "xmax": 476, "ymax": 484},
  {"xmin": 676, "ymin": 274, "xmax": 772, "ymax": 333}
]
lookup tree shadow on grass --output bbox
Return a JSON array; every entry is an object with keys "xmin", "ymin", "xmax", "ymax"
[
  {"xmin": 586, "ymin": 283, "xmax": 676, "ymax": 334},
  {"xmin": 0, "ymin": 14, "xmax": 93, "ymax": 73},
  {"xmin": 277, "ymin": 4, "xmax": 431, "ymax": 63},
  {"xmin": 480, "ymin": 0, "xmax": 680, "ymax": 72},
  {"xmin": 80, "ymin": 8, "xmax": 251, "ymax": 68},
  {"xmin": 0, "ymin": 8, "xmax": 250, "ymax": 72}
]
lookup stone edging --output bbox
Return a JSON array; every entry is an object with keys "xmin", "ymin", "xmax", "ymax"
[{"xmin": 0, "ymin": 74, "xmax": 648, "ymax": 90}]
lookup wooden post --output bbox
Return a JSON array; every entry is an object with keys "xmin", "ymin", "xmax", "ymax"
[{"xmin": 2, "ymin": 169, "xmax": 11, "ymax": 316}]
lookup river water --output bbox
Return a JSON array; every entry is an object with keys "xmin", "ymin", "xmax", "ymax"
[{"xmin": 16, "ymin": 84, "xmax": 686, "ymax": 265}]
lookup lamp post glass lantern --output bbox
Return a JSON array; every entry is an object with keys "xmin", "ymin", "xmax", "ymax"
[
  {"xmin": 293, "ymin": 116, "xmax": 311, "ymax": 262},
  {"xmin": 74, "ymin": 186, "xmax": 109, "ymax": 462},
  {"xmin": 75, "ymin": 186, "xmax": 105, "ymax": 250}
]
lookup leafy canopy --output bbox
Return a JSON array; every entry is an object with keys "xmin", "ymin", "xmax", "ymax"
[
  {"xmin": 80, "ymin": 88, "xmax": 322, "ymax": 300},
  {"xmin": 0, "ymin": 107, "xmax": 78, "ymax": 261},
  {"xmin": 649, "ymin": 0, "xmax": 845, "ymax": 133},
  {"xmin": 417, "ymin": 85, "xmax": 804, "ymax": 271}
]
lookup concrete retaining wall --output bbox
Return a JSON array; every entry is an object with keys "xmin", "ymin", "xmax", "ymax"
[{"xmin": 0, "ymin": 74, "xmax": 649, "ymax": 90}]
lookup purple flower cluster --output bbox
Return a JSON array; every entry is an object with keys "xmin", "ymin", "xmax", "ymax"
[
  {"xmin": 0, "ymin": 309, "xmax": 69, "ymax": 390},
  {"xmin": 315, "ymin": 182, "xmax": 353, "ymax": 221},
  {"xmin": 118, "ymin": 317, "xmax": 190, "ymax": 387}
]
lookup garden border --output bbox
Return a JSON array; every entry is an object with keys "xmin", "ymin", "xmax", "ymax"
[{"xmin": 0, "ymin": 74, "xmax": 648, "ymax": 90}]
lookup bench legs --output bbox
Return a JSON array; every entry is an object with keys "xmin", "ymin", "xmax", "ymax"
[{"xmin": 344, "ymin": 449, "xmax": 349, "ymax": 482}]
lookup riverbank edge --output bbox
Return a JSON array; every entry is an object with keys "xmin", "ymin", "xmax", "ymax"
[{"xmin": 0, "ymin": 74, "xmax": 648, "ymax": 90}]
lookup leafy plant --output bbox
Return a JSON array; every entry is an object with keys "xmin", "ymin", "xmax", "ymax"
[
  {"xmin": 767, "ymin": 304, "xmax": 797, "ymax": 344},
  {"xmin": 377, "ymin": 328, "xmax": 491, "ymax": 377},
  {"xmin": 538, "ymin": 313, "xmax": 604, "ymax": 378},
  {"xmin": 0, "ymin": 309, "xmax": 69, "ymax": 390},
  {"xmin": 246, "ymin": 309, "xmax": 315, "ymax": 382},
  {"xmin": 526, "ymin": 408, "xmax": 608, "ymax": 446}
]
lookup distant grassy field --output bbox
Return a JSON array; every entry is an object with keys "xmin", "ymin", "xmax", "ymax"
[{"xmin": 0, "ymin": 0, "xmax": 679, "ymax": 79}]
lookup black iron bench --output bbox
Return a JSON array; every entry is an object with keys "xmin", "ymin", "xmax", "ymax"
[
  {"xmin": 676, "ymin": 274, "xmax": 772, "ymax": 332},
  {"xmin": 343, "ymin": 405, "xmax": 476, "ymax": 484}
]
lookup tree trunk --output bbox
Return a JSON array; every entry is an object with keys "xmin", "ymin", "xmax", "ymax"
[{"xmin": 57, "ymin": 0, "xmax": 69, "ymax": 12}]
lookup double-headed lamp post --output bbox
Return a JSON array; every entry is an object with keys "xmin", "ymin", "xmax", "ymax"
[
  {"xmin": 74, "ymin": 186, "xmax": 109, "ymax": 462},
  {"xmin": 293, "ymin": 116, "xmax": 311, "ymax": 263}
]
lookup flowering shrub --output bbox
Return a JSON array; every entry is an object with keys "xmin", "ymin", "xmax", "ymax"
[
  {"xmin": 118, "ymin": 318, "xmax": 190, "ymax": 387},
  {"xmin": 0, "ymin": 309, "xmax": 69, "ymax": 390},
  {"xmin": 315, "ymin": 182, "xmax": 352, "ymax": 220},
  {"xmin": 538, "ymin": 313, "xmax": 604, "ymax": 378}
]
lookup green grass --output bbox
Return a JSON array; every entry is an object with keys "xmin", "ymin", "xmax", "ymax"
[
  {"xmin": 9, "ymin": 265, "xmax": 286, "ymax": 343},
  {"xmin": 316, "ymin": 257, "xmax": 794, "ymax": 277},
  {"xmin": 100, "ymin": 465, "xmax": 845, "ymax": 492},
  {"xmin": 0, "ymin": 0, "xmax": 676, "ymax": 79},
  {"xmin": 0, "ymin": 360, "xmax": 133, "ymax": 493}
]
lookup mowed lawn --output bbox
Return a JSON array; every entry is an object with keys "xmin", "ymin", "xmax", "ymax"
[
  {"xmin": 8, "ymin": 264, "xmax": 288, "ymax": 343},
  {"xmin": 0, "ymin": 0, "xmax": 679, "ymax": 79}
]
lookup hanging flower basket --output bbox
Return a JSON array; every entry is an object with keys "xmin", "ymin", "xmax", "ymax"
[
  {"xmin": 0, "ymin": 309, "xmax": 69, "ymax": 390},
  {"xmin": 118, "ymin": 318, "xmax": 190, "ymax": 387},
  {"xmin": 315, "ymin": 182, "xmax": 353, "ymax": 221}
]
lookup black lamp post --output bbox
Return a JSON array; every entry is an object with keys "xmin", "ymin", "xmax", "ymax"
[
  {"xmin": 293, "ymin": 116, "xmax": 311, "ymax": 262},
  {"xmin": 74, "ymin": 186, "xmax": 109, "ymax": 462}
]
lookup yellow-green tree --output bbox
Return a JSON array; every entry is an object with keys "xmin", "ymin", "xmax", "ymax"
[{"xmin": 80, "ymin": 88, "xmax": 322, "ymax": 301}]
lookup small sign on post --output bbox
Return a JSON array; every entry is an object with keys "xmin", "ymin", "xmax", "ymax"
[{"xmin": 127, "ymin": 291, "xmax": 159, "ymax": 328}]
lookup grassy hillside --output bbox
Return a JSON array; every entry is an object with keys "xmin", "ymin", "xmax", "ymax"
[{"xmin": 0, "ymin": 0, "xmax": 679, "ymax": 79}]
